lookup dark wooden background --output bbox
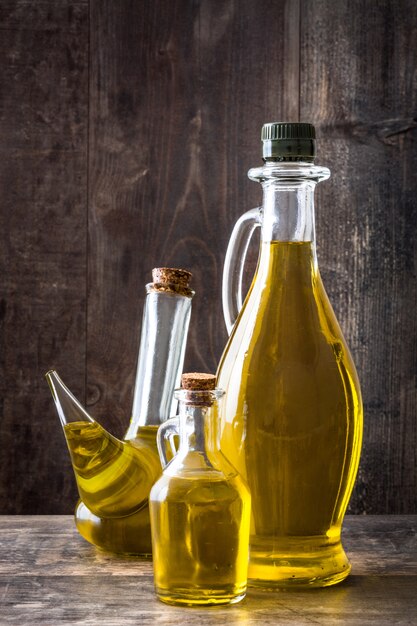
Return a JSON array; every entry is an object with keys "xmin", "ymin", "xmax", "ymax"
[{"xmin": 0, "ymin": 0, "xmax": 416, "ymax": 515}]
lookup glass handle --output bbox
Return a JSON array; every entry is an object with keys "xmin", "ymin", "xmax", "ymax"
[
  {"xmin": 157, "ymin": 417, "xmax": 180, "ymax": 468},
  {"xmin": 222, "ymin": 207, "xmax": 262, "ymax": 334}
]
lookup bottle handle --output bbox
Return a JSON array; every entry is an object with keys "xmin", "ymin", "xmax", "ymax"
[
  {"xmin": 222, "ymin": 207, "xmax": 262, "ymax": 334},
  {"xmin": 156, "ymin": 417, "xmax": 180, "ymax": 468}
]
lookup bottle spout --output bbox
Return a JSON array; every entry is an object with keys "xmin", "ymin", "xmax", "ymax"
[
  {"xmin": 45, "ymin": 370, "xmax": 160, "ymax": 520},
  {"xmin": 45, "ymin": 370, "xmax": 94, "ymax": 427}
]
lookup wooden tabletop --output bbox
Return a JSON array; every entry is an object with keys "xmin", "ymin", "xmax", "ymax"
[{"xmin": 0, "ymin": 515, "xmax": 416, "ymax": 625}]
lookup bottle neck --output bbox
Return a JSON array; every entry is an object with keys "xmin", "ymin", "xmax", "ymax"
[
  {"xmin": 177, "ymin": 397, "xmax": 221, "ymax": 464},
  {"xmin": 125, "ymin": 287, "xmax": 193, "ymax": 438},
  {"xmin": 249, "ymin": 161, "xmax": 330, "ymax": 254},
  {"xmin": 261, "ymin": 179, "xmax": 317, "ymax": 246}
]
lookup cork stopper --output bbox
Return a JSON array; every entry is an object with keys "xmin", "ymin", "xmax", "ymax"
[
  {"xmin": 181, "ymin": 372, "xmax": 216, "ymax": 406},
  {"xmin": 181, "ymin": 373, "xmax": 216, "ymax": 390},
  {"xmin": 151, "ymin": 267, "xmax": 193, "ymax": 297}
]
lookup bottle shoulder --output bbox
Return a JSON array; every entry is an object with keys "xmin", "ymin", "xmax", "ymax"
[
  {"xmin": 218, "ymin": 245, "xmax": 360, "ymax": 389},
  {"xmin": 161, "ymin": 449, "xmax": 230, "ymax": 477},
  {"xmin": 150, "ymin": 459, "xmax": 249, "ymax": 505}
]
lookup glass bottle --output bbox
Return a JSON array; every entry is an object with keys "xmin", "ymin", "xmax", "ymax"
[
  {"xmin": 217, "ymin": 123, "xmax": 363, "ymax": 587},
  {"xmin": 48, "ymin": 267, "xmax": 194, "ymax": 555},
  {"xmin": 149, "ymin": 373, "xmax": 251, "ymax": 606}
]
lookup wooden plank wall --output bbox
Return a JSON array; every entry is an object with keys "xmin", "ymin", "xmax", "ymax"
[
  {"xmin": 301, "ymin": 0, "xmax": 417, "ymax": 514},
  {"xmin": 0, "ymin": 0, "xmax": 416, "ymax": 514},
  {"xmin": 0, "ymin": 1, "xmax": 88, "ymax": 513}
]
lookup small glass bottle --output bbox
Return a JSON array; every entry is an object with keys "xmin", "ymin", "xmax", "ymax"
[{"xmin": 149, "ymin": 373, "xmax": 251, "ymax": 606}]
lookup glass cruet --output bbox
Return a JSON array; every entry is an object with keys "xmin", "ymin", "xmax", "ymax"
[
  {"xmin": 149, "ymin": 373, "xmax": 251, "ymax": 606},
  {"xmin": 47, "ymin": 267, "xmax": 194, "ymax": 555},
  {"xmin": 217, "ymin": 122, "xmax": 363, "ymax": 588}
]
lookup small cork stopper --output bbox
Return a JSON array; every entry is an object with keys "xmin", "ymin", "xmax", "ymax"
[
  {"xmin": 181, "ymin": 373, "xmax": 216, "ymax": 406},
  {"xmin": 181, "ymin": 373, "xmax": 216, "ymax": 390},
  {"xmin": 151, "ymin": 267, "xmax": 193, "ymax": 297}
]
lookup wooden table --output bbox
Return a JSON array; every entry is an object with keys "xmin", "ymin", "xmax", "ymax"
[{"xmin": 0, "ymin": 516, "xmax": 416, "ymax": 625}]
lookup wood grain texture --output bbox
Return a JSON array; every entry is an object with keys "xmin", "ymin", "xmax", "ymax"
[
  {"xmin": 87, "ymin": 0, "xmax": 300, "ymax": 439},
  {"xmin": 0, "ymin": 1, "xmax": 88, "ymax": 513},
  {"xmin": 300, "ymin": 0, "xmax": 417, "ymax": 514},
  {"xmin": 1, "ymin": 515, "xmax": 416, "ymax": 625},
  {"xmin": 0, "ymin": 0, "xmax": 416, "ymax": 516}
]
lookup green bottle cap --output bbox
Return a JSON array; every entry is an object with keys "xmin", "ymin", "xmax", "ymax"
[{"xmin": 261, "ymin": 122, "xmax": 316, "ymax": 162}]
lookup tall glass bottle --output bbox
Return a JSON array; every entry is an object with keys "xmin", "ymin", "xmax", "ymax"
[
  {"xmin": 67, "ymin": 267, "xmax": 194, "ymax": 554},
  {"xmin": 217, "ymin": 123, "xmax": 363, "ymax": 587}
]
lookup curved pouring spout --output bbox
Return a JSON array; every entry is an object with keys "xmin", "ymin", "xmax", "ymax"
[
  {"xmin": 46, "ymin": 370, "xmax": 161, "ymax": 519},
  {"xmin": 46, "ymin": 369, "xmax": 94, "ymax": 427}
]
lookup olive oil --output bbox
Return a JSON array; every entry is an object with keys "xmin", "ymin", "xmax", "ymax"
[
  {"xmin": 217, "ymin": 241, "xmax": 363, "ymax": 587},
  {"xmin": 46, "ymin": 268, "xmax": 194, "ymax": 555},
  {"xmin": 150, "ymin": 471, "xmax": 250, "ymax": 605},
  {"xmin": 65, "ymin": 422, "xmax": 161, "ymax": 554},
  {"xmin": 150, "ymin": 375, "xmax": 251, "ymax": 606}
]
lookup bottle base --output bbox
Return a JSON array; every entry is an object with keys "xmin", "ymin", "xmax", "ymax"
[
  {"xmin": 248, "ymin": 537, "xmax": 351, "ymax": 589},
  {"xmin": 75, "ymin": 503, "xmax": 153, "ymax": 557},
  {"xmin": 155, "ymin": 586, "xmax": 247, "ymax": 607}
]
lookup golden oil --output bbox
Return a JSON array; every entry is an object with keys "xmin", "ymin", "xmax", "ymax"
[
  {"xmin": 150, "ymin": 379, "xmax": 251, "ymax": 606},
  {"xmin": 217, "ymin": 241, "xmax": 363, "ymax": 587},
  {"xmin": 150, "ymin": 470, "xmax": 251, "ymax": 605},
  {"xmin": 64, "ymin": 422, "xmax": 161, "ymax": 554},
  {"xmin": 46, "ymin": 261, "xmax": 194, "ymax": 558}
]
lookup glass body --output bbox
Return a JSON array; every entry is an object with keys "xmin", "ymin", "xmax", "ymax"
[
  {"xmin": 149, "ymin": 390, "xmax": 251, "ymax": 606},
  {"xmin": 217, "ymin": 161, "xmax": 363, "ymax": 588},
  {"xmin": 47, "ymin": 285, "xmax": 193, "ymax": 556}
]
